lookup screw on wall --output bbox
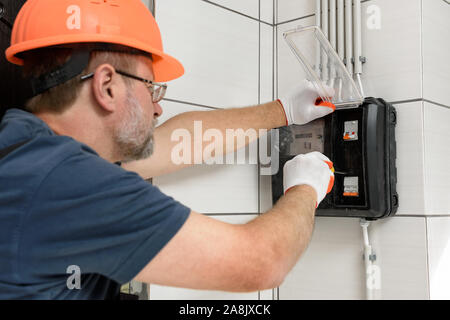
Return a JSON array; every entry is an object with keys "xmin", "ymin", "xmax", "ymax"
[{"xmin": 0, "ymin": 2, "xmax": 13, "ymax": 29}]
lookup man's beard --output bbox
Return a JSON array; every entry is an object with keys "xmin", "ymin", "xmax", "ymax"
[{"xmin": 114, "ymin": 91, "xmax": 157, "ymax": 163}]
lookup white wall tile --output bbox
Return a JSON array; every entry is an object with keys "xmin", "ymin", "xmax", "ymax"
[
  {"xmin": 260, "ymin": 23, "xmax": 274, "ymax": 103},
  {"xmin": 360, "ymin": 0, "xmax": 422, "ymax": 102},
  {"xmin": 149, "ymin": 215, "xmax": 262, "ymax": 300},
  {"xmin": 208, "ymin": 0, "xmax": 259, "ymax": 19},
  {"xmin": 370, "ymin": 217, "xmax": 429, "ymax": 299},
  {"xmin": 156, "ymin": 0, "xmax": 259, "ymax": 108},
  {"xmin": 154, "ymin": 101, "xmax": 259, "ymax": 214},
  {"xmin": 276, "ymin": 17, "xmax": 316, "ymax": 99},
  {"xmin": 393, "ymin": 102, "xmax": 426, "ymax": 215},
  {"xmin": 272, "ymin": 0, "xmax": 434, "ymax": 301},
  {"xmin": 201, "ymin": 0, "xmax": 273, "ymax": 24},
  {"xmin": 427, "ymin": 216, "xmax": 450, "ymax": 300},
  {"xmin": 158, "ymin": 100, "xmax": 213, "ymax": 125},
  {"xmin": 278, "ymin": 216, "xmax": 429, "ymax": 300},
  {"xmin": 212, "ymin": 215, "xmax": 273, "ymax": 300},
  {"xmin": 261, "ymin": 0, "xmax": 275, "ymax": 25},
  {"xmin": 277, "ymin": 0, "xmax": 316, "ymax": 24},
  {"xmin": 149, "ymin": 282, "xmax": 260, "ymax": 300},
  {"xmin": 159, "ymin": 100, "xmax": 260, "ymax": 165},
  {"xmin": 259, "ymin": 174, "xmax": 273, "ymax": 213},
  {"xmin": 154, "ymin": 164, "xmax": 259, "ymax": 214},
  {"xmin": 279, "ymin": 217, "xmax": 366, "ymax": 300},
  {"xmin": 423, "ymin": 102, "xmax": 450, "ymax": 215},
  {"xmin": 259, "ymin": 288, "xmax": 274, "ymax": 300},
  {"xmin": 140, "ymin": 0, "xmax": 151, "ymax": 9},
  {"xmin": 276, "ymin": 0, "xmax": 423, "ymax": 103},
  {"xmin": 422, "ymin": 0, "xmax": 450, "ymax": 107}
]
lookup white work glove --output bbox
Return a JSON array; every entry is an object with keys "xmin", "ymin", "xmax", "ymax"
[
  {"xmin": 278, "ymin": 80, "xmax": 335, "ymax": 126},
  {"xmin": 283, "ymin": 152, "xmax": 335, "ymax": 206}
]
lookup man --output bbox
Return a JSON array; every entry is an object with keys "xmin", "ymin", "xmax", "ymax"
[{"xmin": 0, "ymin": 0, "xmax": 335, "ymax": 299}]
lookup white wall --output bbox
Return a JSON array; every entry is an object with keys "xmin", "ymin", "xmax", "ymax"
[
  {"xmin": 145, "ymin": 0, "xmax": 450, "ymax": 300},
  {"xmin": 148, "ymin": 0, "xmax": 274, "ymax": 300},
  {"xmin": 274, "ymin": 0, "xmax": 450, "ymax": 300}
]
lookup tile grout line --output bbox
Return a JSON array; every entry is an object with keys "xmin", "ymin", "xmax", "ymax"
[
  {"xmin": 422, "ymin": 99, "xmax": 450, "ymax": 109},
  {"xmin": 162, "ymin": 98, "xmax": 220, "ymax": 110},
  {"xmin": 258, "ymin": 0, "xmax": 261, "ymax": 221},
  {"xmin": 205, "ymin": 213, "xmax": 260, "ymax": 216},
  {"xmin": 200, "ymin": 0, "xmax": 274, "ymax": 26},
  {"xmin": 425, "ymin": 217, "xmax": 431, "ymax": 299},
  {"xmin": 276, "ymin": 13, "xmax": 315, "ymax": 26},
  {"xmin": 163, "ymin": 97, "xmax": 450, "ymax": 110},
  {"xmin": 272, "ymin": 0, "xmax": 450, "ymax": 26},
  {"xmin": 205, "ymin": 213, "xmax": 450, "ymax": 217},
  {"xmin": 275, "ymin": 0, "xmax": 374, "ymax": 26},
  {"xmin": 275, "ymin": 0, "xmax": 280, "ymax": 301},
  {"xmin": 420, "ymin": 0, "xmax": 428, "ymax": 225},
  {"xmin": 272, "ymin": 0, "xmax": 277, "ymax": 302},
  {"xmin": 200, "ymin": 0, "xmax": 448, "ymax": 26},
  {"xmin": 388, "ymin": 98, "xmax": 449, "ymax": 109}
]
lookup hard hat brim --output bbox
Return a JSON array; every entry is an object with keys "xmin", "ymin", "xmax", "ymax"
[{"xmin": 6, "ymin": 34, "xmax": 184, "ymax": 83}]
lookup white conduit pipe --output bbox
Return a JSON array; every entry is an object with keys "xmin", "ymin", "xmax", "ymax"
[
  {"xmin": 316, "ymin": 0, "xmax": 322, "ymax": 27},
  {"xmin": 329, "ymin": 1, "xmax": 336, "ymax": 86},
  {"xmin": 337, "ymin": 0, "xmax": 345, "ymax": 62},
  {"xmin": 353, "ymin": 0, "xmax": 362, "ymax": 74},
  {"xmin": 345, "ymin": 0, "xmax": 353, "ymax": 75},
  {"xmin": 330, "ymin": 1, "xmax": 337, "ymax": 50},
  {"xmin": 353, "ymin": 0, "xmax": 365, "ymax": 97},
  {"xmin": 316, "ymin": 0, "xmax": 322, "ymax": 76},
  {"xmin": 321, "ymin": 0, "xmax": 329, "ymax": 38},
  {"xmin": 337, "ymin": 0, "xmax": 345, "ymax": 100},
  {"xmin": 360, "ymin": 219, "xmax": 374, "ymax": 300},
  {"xmin": 321, "ymin": 0, "xmax": 329, "ymax": 81}
]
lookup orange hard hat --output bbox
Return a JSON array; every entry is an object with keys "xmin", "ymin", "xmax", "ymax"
[{"xmin": 5, "ymin": 0, "xmax": 184, "ymax": 82}]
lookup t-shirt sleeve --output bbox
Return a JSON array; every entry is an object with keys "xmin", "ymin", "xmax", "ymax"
[{"xmin": 22, "ymin": 151, "xmax": 191, "ymax": 284}]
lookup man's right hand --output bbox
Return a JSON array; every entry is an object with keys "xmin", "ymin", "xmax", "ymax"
[{"xmin": 283, "ymin": 152, "xmax": 335, "ymax": 206}]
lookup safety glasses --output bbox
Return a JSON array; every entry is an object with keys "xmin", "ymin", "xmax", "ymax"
[{"xmin": 81, "ymin": 69, "xmax": 167, "ymax": 103}]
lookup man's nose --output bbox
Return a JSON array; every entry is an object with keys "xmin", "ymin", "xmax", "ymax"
[{"xmin": 153, "ymin": 102, "xmax": 163, "ymax": 118}]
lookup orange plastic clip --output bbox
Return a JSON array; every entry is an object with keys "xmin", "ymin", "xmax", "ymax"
[{"xmin": 315, "ymin": 98, "xmax": 336, "ymax": 111}]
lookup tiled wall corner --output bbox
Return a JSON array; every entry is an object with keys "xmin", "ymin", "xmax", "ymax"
[
  {"xmin": 207, "ymin": 0, "xmax": 259, "ymax": 19},
  {"xmin": 393, "ymin": 101, "xmax": 426, "ymax": 215},
  {"xmin": 206, "ymin": 0, "xmax": 274, "ymax": 25},
  {"xmin": 260, "ymin": 0, "xmax": 275, "ymax": 25},
  {"xmin": 260, "ymin": 23, "xmax": 275, "ymax": 103},
  {"xmin": 422, "ymin": 0, "xmax": 450, "ymax": 107},
  {"xmin": 423, "ymin": 102, "xmax": 450, "ymax": 215},
  {"xmin": 427, "ymin": 216, "xmax": 450, "ymax": 300},
  {"xmin": 276, "ymin": 0, "xmax": 315, "ymax": 25}
]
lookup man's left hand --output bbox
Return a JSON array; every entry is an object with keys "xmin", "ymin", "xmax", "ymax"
[{"xmin": 278, "ymin": 80, "xmax": 336, "ymax": 126}]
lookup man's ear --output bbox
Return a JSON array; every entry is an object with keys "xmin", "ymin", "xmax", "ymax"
[{"xmin": 90, "ymin": 64, "xmax": 122, "ymax": 113}]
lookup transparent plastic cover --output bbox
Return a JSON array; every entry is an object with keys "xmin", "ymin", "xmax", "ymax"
[{"xmin": 283, "ymin": 26, "xmax": 363, "ymax": 108}]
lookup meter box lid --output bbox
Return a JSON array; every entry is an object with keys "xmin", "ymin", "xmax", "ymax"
[{"xmin": 283, "ymin": 26, "xmax": 364, "ymax": 108}]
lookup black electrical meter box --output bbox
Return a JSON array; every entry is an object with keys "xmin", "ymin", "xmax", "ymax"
[{"xmin": 272, "ymin": 97, "xmax": 398, "ymax": 220}]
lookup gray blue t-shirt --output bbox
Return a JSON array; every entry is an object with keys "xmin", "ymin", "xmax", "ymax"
[{"xmin": 0, "ymin": 109, "xmax": 191, "ymax": 299}]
